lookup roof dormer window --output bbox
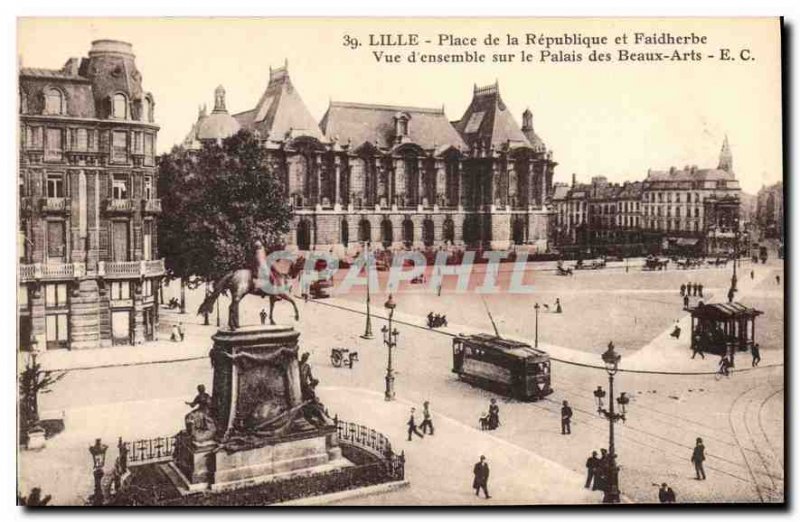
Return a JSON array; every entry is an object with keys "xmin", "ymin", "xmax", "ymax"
[
  {"xmin": 112, "ymin": 93, "xmax": 127, "ymax": 119},
  {"xmin": 394, "ymin": 112, "xmax": 410, "ymax": 143},
  {"xmin": 44, "ymin": 88, "xmax": 65, "ymax": 115}
]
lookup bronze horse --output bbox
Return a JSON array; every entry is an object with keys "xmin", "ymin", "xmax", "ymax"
[{"xmin": 198, "ymin": 257, "xmax": 306, "ymax": 330}]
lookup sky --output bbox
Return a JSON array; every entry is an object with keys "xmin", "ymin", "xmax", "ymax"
[{"xmin": 17, "ymin": 17, "xmax": 783, "ymax": 194}]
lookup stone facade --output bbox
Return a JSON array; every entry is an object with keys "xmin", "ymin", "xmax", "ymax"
[
  {"xmin": 18, "ymin": 40, "xmax": 165, "ymax": 350},
  {"xmin": 756, "ymin": 182, "xmax": 783, "ymax": 240},
  {"xmin": 183, "ymin": 67, "xmax": 557, "ymax": 255}
]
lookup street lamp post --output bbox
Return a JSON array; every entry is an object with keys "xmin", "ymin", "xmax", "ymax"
[
  {"xmin": 361, "ymin": 241, "xmax": 374, "ymax": 340},
  {"xmin": 593, "ymin": 342, "xmax": 630, "ymax": 504},
  {"xmin": 731, "ymin": 218, "xmax": 740, "ymax": 292},
  {"xmin": 382, "ymin": 294, "xmax": 398, "ymax": 401},
  {"xmin": 89, "ymin": 438, "xmax": 108, "ymax": 506},
  {"xmin": 533, "ymin": 303, "xmax": 540, "ymax": 348}
]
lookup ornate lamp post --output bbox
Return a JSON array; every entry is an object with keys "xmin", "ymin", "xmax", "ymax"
[
  {"xmin": 533, "ymin": 302, "xmax": 540, "ymax": 348},
  {"xmin": 593, "ymin": 342, "xmax": 630, "ymax": 504},
  {"xmin": 361, "ymin": 241, "xmax": 374, "ymax": 340},
  {"xmin": 89, "ymin": 438, "xmax": 108, "ymax": 506},
  {"xmin": 382, "ymin": 294, "xmax": 398, "ymax": 401}
]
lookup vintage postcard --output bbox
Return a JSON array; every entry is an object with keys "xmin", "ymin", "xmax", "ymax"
[{"xmin": 16, "ymin": 17, "xmax": 784, "ymax": 506}]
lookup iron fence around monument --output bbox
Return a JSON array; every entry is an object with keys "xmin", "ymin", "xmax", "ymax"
[{"xmin": 335, "ymin": 417, "xmax": 395, "ymax": 458}]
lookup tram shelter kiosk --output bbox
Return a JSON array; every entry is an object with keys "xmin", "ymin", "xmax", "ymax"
[{"xmin": 689, "ymin": 302, "xmax": 763, "ymax": 364}]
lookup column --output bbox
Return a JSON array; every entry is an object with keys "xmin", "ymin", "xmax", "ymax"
[
  {"xmin": 315, "ymin": 154, "xmax": 323, "ymax": 206},
  {"xmin": 456, "ymin": 161, "xmax": 464, "ymax": 209},
  {"xmin": 526, "ymin": 160, "xmax": 534, "ymax": 208},
  {"xmin": 334, "ymin": 156, "xmax": 341, "ymax": 209},
  {"xmin": 417, "ymin": 158, "xmax": 425, "ymax": 207}
]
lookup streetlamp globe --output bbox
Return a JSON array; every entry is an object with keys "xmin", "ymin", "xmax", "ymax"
[
  {"xmin": 601, "ymin": 341, "xmax": 621, "ymax": 375},
  {"xmin": 384, "ymin": 294, "xmax": 397, "ymax": 311},
  {"xmin": 89, "ymin": 438, "xmax": 108, "ymax": 469}
]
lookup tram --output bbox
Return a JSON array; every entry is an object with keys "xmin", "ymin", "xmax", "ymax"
[{"xmin": 452, "ymin": 333, "xmax": 553, "ymax": 401}]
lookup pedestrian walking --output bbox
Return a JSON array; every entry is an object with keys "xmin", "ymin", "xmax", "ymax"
[
  {"xmin": 554, "ymin": 298, "xmax": 562, "ymax": 314},
  {"xmin": 472, "ymin": 455, "xmax": 491, "ymax": 499},
  {"xmin": 658, "ymin": 482, "xmax": 676, "ymax": 503},
  {"xmin": 488, "ymin": 399, "xmax": 500, "ymax": 430},
  {"xmin": 419, "ymin": 401, "xmax": 434, "ymax": 435},
  {"xmin": 178, "ymin": 322, "xmax": 185, "ymax": 342},
  {"xmin": 750, "ymin": 270, "xmax": 754, "ymax": 280},
  {"xmin": 170, "ymin": 324, "xmax": 180, "ymax": 342},
  {"xmin": 561, "ymin": 400, "xmax": 573, "ymax": 435},
  {"xmin": 691, "ymin": 437, "xmax": 706, "ymax": 480},
  {"xmin": 776, "ymin": 275, "xmax": 781, "ymax": 285},
  {"xmin": 670, "ymin": 322, "xmax": 681, "ymax": 339},
  {"xmin": 698, "ymin": 284, "xmax": 704, "ymax": 298},
  {"xmin": 437, "ymin": 282, "xmax": 443, "ymax": 297},
  {"xmin": 691, "ymin": 341, "xmax": 705, "ymax": 360},
  {"xmin": 727, "ymin": 286, "xmax": 735, "ymax": 303},
  {"xmin": 751, "ymin": 343, "xmax": 761, "ymax": 367},
  {"xmin": 406, "ymin": 407, "xmax": 424, "ymax": 441},
  {"xmin": 260, "ymin": 308, "xmax": 267, "ymax": 325},
  {"xmin": 683, "ymin": 295, "xmax": 690, "ymax": 309},
  {"xmin": 680, "ymin": 283, "xmax": 686, "ymax": 297},
  {"xmin": 585, "ymin": 451, "xmax": 599, "ymax": 489}
]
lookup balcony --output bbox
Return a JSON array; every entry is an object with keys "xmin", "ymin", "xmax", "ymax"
[
  {"xmin": 98, "ymin": 259, "xmax": 165, "ymax": 280},
  {"xmin": 18, "ymin": 262, "xmax": 85, "ymax": 283},
  {"xmin": 104, "ymin": 198, "xmax": 135, "ymax": 214},
  {"xmin": 39, "ymin": 197, "xmax": 71, "ymax": 215},
  {"xmin": 141, "ymin": 199, "xmax": 162, "ymax": 214}
]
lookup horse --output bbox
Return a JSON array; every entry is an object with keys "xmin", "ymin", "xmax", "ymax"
[{"xmin": 198, "ymin": 256, "xmax": 306, "ymax": 330}]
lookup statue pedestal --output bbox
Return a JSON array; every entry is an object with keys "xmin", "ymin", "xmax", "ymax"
[{"xmin": 173, "ymin": 325, "xmax": 347, "ymax": 492}]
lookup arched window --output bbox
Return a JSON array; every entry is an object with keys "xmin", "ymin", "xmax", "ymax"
[
  {"xmin": 141, "ymin": 96, "xmax": 152, "ymax": 122},
  {"xmin": 44, "ymin": 88, "xmax": 64, "ymax": 115},
  {"xmin": 113, "ymin": 94, "xmax": 127, "ymax": 119}
]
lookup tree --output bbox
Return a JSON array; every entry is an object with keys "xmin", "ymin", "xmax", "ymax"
[
  {"xmin": 19, "ymin": 355, "xmax": 66, "ymax": 434},
  {"xmin": 157, "ymin": 130, "xmax": 292, "ymax": 302}
]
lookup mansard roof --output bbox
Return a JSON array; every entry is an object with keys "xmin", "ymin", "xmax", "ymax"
[
  {"xmin": 646, "ymin": 167, "xmax": 735, "ymax": 183},
  {"xmin": 319, "ymin": 101, "xmax": 466, "ymax": 153},
  {"xmin": 454, "ymin": 82, "xmax": 532, "ymax": 150},
  {"xmin": 234, "ymin": 64, "xmax": 324, "ymax": 141}
]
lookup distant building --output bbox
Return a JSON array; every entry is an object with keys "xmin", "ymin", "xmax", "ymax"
[
  {"xmin": 553, "ymin": 137, "xmax": 742, "ymax": 256},
  {"xmin": 642, "ymin": 137, "xmax": 741, "ymax": 254},
  {"xmin": 18, "ymin": 40, "xmax": 164, "ymax": 350},
  {"xmin": 181, "ymin": 64, "xmax": 558, "ymax": 253},
  {"xmin": 756, "ymin": 181, "xmax": 784, "ymax": 240}
]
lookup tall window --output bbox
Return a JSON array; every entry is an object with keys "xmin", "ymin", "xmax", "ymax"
[
  {"xmin": 142, "ymin": 279, "xmax": 153, "ymax": 297},
  {"xmin": 88, "ymin": 129, "xmax": 98, "ymax": 151},
  {"xmin": 44, "ymin": 88, "xmax": 64, "ymax": 115},
  {"xmin": 112, "ymin": 131, "xmax": 128, "ymax": 163},
  {"xmin": 113, "ymin": 94, "xmax": 127, "ymax": 119},
  {"xmin": 45, "ymin": 283, "xmax": 69, "ymax": 349},
  {"xmin": 143, "ymin": 176, "xmax": 153, "ymax": 200},
  {"xmin": 46, "ymin": 221, "xmax": 66, "ymax": 260},
  {"xmin": 112, "ymin": 174, "xmax": 129, "ymax": 200},
  {"xmin": 72, "ymin": 128, "xmax": 88, "ymax": 151},
  {"xmin": 112, "ymin": 221, "xmax": 129, "ymax": 262},
  {"xmin": 110, "ymin": 281, "xmax": 131, "ymax": 300},
  {"xmin": 144, "ymin": 134, "xmax": 154, "ymax": 166},
  {"xmin": 45, "ymin": 128, "xmax": 63, "ymax": 161},
  {"xmin": 133, "ymin": 131, "xmax": 143, "ymax": 155},
  {"xmin": 46, "ymin": 173, "xmax": 65, "ymax": 198},
  {"xmin": 26, "ymin": 126, "xmax": 43, "ymax": 149},
  {"xmin": 143, "ymin": 220, "xmax": 153, "ymax": 260}
]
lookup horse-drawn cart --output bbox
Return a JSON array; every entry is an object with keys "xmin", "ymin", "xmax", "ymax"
[{"xmin": 330, "ymin": 348, "xmax": 359, "ymax": 369}]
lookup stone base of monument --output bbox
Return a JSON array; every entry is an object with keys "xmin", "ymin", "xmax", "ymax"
[{"xmin": 170, "ymin": 426, "xmax": 350, "ymax": 493}]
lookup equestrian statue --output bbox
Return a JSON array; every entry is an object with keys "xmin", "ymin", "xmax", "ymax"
[{"xmin": 198, "ymin": 241, "xmax": 306, "ymax": 330}]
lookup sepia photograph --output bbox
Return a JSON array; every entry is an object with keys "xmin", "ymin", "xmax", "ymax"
[{"xmin": 13, "ymin": 15, "xmax": 785, "ymax": 507}]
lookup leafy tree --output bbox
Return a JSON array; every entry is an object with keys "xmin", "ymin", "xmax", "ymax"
[
  {"xmin": 18, "ymin": 487, "xmax": 52, "ymax": 506},
  {"xmin": 158, "ymin": 130, "xmax": 292, "ymax": 291}
]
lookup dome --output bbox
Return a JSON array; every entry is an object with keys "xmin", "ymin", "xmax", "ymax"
[{"xmin": 196, "ymin": 85, "xmax": 240, "ymax": 142}]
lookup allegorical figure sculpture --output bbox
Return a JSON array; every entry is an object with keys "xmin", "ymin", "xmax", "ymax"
[
  {"xmin": 298, "ymin": 352, "xmax": 333, "ymax": 428},
  {"xmin": 197, "ymin": 241, "xmax": 306, "ymax": 330},
  {"xmin": 184, "ymin": 384, "xmax": 217, "ymax": 443}
]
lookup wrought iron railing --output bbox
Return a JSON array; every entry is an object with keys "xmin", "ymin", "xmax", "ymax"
[
  {"xmin": 125, "ymin": 436, "xmax": 176, "ymax": 466},
  {"xmin": 100, "ymin": 259, "xmax": 164, "ymax": 278},
  {"xmin": 40, "ymin": 197, "xmax": 70, "ymax": 213},
  {"xmin": 104, "ymin": 199, "xmax": 135, "ymax": 213},
  {"xmin": 335, "ymin": 418, "xmax": 395, "ymax": 459}
]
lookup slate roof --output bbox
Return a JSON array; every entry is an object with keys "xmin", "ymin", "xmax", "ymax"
[
  {"xmin": 453, "ymin": 82, "xmax": 532, "ymax": 150},
  {"xmin": 646, "ymin": 167, "xmax": 734, "ymax": 182},
  {"xmin": 235, "ymin": 65, "xmax": 324, "ymax": 141},
  {"xmin": 319, "ymin": 101, "xmax": 466, "ymax": 152}
]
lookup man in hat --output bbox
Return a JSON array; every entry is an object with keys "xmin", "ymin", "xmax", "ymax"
[
  {"xmin": 561, "ymin": 400, "xmax": 573, "ymax": 435},
  {"xmin": 691, "ymin": 437, "xmax": 706, "ymax": 480},
  {"xmin": 751, "ymin": 343, "xmax": 761, "ymax": 367},
  {"xmin": 585, "ymin": 450, "xmax": 599, "ymax": 489},
  {"xmin": 472, "ymin": 455, "xmax": 491, "ymax": 499},
  {"xmin": 407, "ymin": 407, "xmax": 425, "ymax": 441},
  {"xmin": 419, "ymin": 401, "xmax": 434, "ymax": 435},
  {"xmin": 658, "ymin": 482, "xmax": 676, "ymax": 503}
]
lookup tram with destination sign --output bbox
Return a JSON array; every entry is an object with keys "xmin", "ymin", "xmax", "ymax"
[{"xmin": 452, "ymin": 333, "xmax": 553, "ymax": 401}]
